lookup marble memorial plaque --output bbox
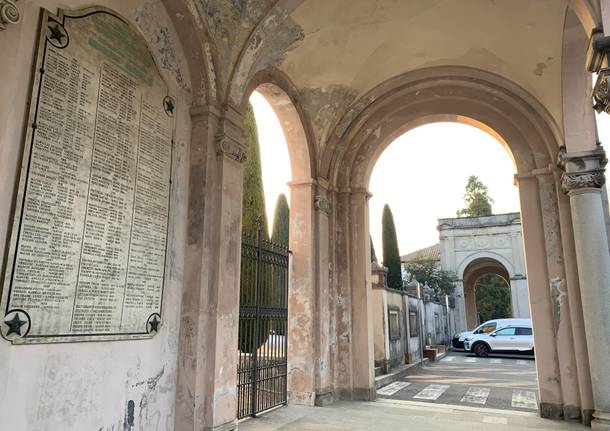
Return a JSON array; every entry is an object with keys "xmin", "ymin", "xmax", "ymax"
[{"xmin": 0, "ymin": 7, "xmax": 173, "ymax": 343}]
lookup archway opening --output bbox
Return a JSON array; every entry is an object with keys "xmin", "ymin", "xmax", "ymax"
[
  {"xmin": 474, "ymin": 275, "xmax": 512, "ymax": 325},
  {"xmin": 237, "ymin": 78, "xmax": 316, "ymax": 417},
  {"xmin": 366, "ymin": 115, "xmax": 540, "ymax": 413},
  {"xmin": 462, "ymin": 258, "xmax": 513, "ymax": 328}
]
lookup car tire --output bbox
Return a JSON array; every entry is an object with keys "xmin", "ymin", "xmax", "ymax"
[{"xmin": 473, "ymin": 343, "xmax": 490, "ymax": 358}]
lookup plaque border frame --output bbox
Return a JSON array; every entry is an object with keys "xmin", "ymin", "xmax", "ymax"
[{"xmin": 0, "ymin": 6, "xmax": 175, "ymax": 344}]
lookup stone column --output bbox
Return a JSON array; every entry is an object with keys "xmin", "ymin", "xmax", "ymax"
[
  {"xmin": 349, "ymin": 189, "xmax": 375, "ymax": 401},
  {"xmin": 516, "ymin": 175, "xmax": 564, "ymax": 418},
  {"xmin": 313, "ymin": 186, "xmax": 334, "ymax": 405},
  {"xmin": 453, "ymin": 279, "xmax": 467, "ymax": 332},
  {"xmin": 175, "ymin": 105, "xmax": 245, "ymax": 431},
  {"xmin": 333, "ymin": 191, "xmax": 354, "ymax": 399},
  {"xmin": 286, "ymin": 179, "xmax": 316, "ymax": 406},
  {"xmin": 509, "ymin": 277, "xmax": 530, "ymax": 318},
  {"xmin": 559, "ymin": 148, "xmax": 610, "ymax": 430}
]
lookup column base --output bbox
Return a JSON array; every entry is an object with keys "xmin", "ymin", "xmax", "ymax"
[
  {"xmin": 563, "ymin": 404, "xmax": 582, "ymax": 421},
  {"xmin": 203, "ymin": 419, "xmax": 238, "ymax": 431},
  {"xmin": 287, "ymin": 390, "xmax": 315, "ymax": 406},
  {"xmin": 583, "ymin": 409, "xmax": 594, "ymax": 426},
  {"xmin": 592, "ymin": 411, "xmax": 610, "ymax": 430},
  {"xmin": 353, "ymin": 387, "xmax": 377, "ymax": 401},
  {"xmin": 314, "ymin": 390, "xmax": 336, "ymax": 406},
  {"xmin": 540, "ymin": 402, "xmax": 564, "ymax": 420}
]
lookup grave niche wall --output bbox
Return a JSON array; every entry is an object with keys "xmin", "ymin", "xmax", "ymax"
[{"xmin": 1, "ymin": 7, "xmax": 174, "ymax": 344}]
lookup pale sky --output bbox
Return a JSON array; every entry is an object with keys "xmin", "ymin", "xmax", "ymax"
[
  {"xmin": 250, "ymin": 91, "xmax": 610, "ymax": 258},
  {"xmin": 250, "ymin": 91, "xmax": 291, "ymax": 230}
]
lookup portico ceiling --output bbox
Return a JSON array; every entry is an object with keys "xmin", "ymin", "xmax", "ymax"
[{"xmin": 281, "ymin": 0, "xmax": 568, "ymax": 124}]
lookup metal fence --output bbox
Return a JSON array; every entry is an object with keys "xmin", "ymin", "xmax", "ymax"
[{"xmin": 237, "ymin": 222, "xmax": 289, "ymax": 419}]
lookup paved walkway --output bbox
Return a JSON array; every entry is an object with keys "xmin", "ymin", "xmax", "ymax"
[
  {"xmin": 239, "ymin": 399, "xmax": 588, "ymax": 430},
  {"xmin": 377, "ymin": 351, "xmax": 538, "ymax": 412}
]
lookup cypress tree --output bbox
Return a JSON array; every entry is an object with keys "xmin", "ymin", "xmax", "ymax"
[
  {"xmin": 239, "ymin": 103, "xmax": 270, "ymax": 353},
  {"xmin": 270, "ymin": 194, "xmax": 289, "ymax": 335},
  {"xmin": 370, "ymin": 236, "xmax": 377, "ymax": 263},
  {"xmin": 271, "ymin": 194, "xmax": 289, "ymax": 246},
  {"xmin": 242, "ymin": 103, "xmax": 269, "ymax": 239},
  {"xmin": 382, "ymin": 204, "xmax": 402, "ymax": 290}
]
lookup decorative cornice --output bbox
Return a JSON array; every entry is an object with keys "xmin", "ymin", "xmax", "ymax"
[
  {"xmin": 593, "ymin": 68, "xmax": 610, "ymax": 114},
  {"xmin": 0, "ymin": 0, "xmax": 20, "ymax": 31},
  {"xmin": 558, "ymin": 147, "xmax": 607, "ymax": 194},
  {"xmin": 586, "ymin": 28, "xmax": 607, "ymax": 72}
]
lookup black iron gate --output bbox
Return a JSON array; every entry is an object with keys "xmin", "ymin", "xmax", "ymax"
[{"xmin": 237, "ymin": 221, "xmax": 289, "ymax": 419}]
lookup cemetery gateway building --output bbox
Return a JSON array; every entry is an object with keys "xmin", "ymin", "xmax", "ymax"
[{"xmin": 1, "ymin": 1, "xmax": 610, "ymax": 430}]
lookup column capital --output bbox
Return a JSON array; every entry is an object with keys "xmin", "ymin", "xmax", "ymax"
[{"xmin": 558, "ymin": 147, "xmax": 607, "ymax": 194}]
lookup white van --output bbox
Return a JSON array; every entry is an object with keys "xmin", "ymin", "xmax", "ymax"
[{"xmin": 452, "ymin": 318, "xmax": 531, "ymax": 349}]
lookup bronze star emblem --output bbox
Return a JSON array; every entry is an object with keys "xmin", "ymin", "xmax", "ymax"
[
  {"xmin": 148, "ymin": 315, "xmax": 160, "ymax": 333},
  {"xmin": 163, "ymin": 97, "xmax": 175, "ymax": 116},
  {"xmin": 5, "ymin": 313, "xmax": 26, "ymax": 337},
  {"xmin": 48, "ymin": 24, "xmax": 66, "ymax": 44}
]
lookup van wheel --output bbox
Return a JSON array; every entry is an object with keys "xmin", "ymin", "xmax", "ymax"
[{"xmin": 474, "ymin": 343, "xmax": 490, "ymax": 358}]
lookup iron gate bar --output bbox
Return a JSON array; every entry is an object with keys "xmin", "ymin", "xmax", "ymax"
[{"xmin": 237, "ymin": 218, "xmax": 289, "ymax": 419}]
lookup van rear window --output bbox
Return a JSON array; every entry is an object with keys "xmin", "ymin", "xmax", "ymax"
[{"xmin": 516, "ymin": 327, "xmax": 532, "ymax": 336}]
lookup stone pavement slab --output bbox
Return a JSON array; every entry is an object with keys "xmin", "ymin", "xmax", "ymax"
[{"xmin": 238, "ymin": 400, "xmax": 588, "ymax": 431}]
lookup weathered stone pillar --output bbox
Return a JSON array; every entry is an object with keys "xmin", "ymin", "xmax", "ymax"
[
  {"xmin": 349, "ymin": 188, "xmax": 375, "ymax": 401},
  {"xmin": 313, "ymin": 185, "xmax": 334, "ymax": 405},
  {"xmin": 334, "ymin": 191, "xmax": 354, "ymax": 399},
  {"xmin": 516, "ymin": 175, "xmax": 564, "ymax": 418},
  {"xmin": 175, "ymin": 105, "xmax": 245, "ymax": 431},
  {"xmin": 537, "ymin": 172, "xmax": 582, "ymax": 420},
  {"xmin": 453, "ymin": 279, "xmax": 467, "ymax": 332},
  {"xmin": 559, "ymin": 148, "xmax": 610, "ymax": 430},
  {"xmin": 555, "ymin": 170, "xmax": 595, "ymax": 424},
  {"xmin": 286, "ymin": 179, "xmax": 316, "ymax": 406},
  {"xmin": 509, "ymin": 277, "xmax": 530, "ymax": 318}
]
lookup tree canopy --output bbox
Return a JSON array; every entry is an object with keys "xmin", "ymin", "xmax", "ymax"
[
  {"xmin": 271, "ymin": 194, "xmax": 289, "ymax": 246},
  {"xmin": 404, "ymin": 260, "xmax": 456, "ymax": 300},
  {"xmin": 382, "ymin": 204, "xmax": 403, "ymax": 290},
  {"xmin": 475, "ymin": 274, "xmax": 512, "ymax": 322},
  {"xmin": 242, "ymin": 103, "xmax": 269, "ymax": 239},
  {"xmin": 456, "ymin": 175, "xmax": 494, "ymax": 217}
]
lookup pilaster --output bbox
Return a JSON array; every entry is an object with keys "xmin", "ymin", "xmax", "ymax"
[
  {"xmin": 286, "ymin": 179, "xmax": 316, "ymax": 406},
  {"xmin": 175, "ymin": 104, "xmax": 245, "ymax": 431}
]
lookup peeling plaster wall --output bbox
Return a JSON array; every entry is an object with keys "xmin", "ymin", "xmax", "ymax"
[{"xmin": 0, "ymin": 1, "xmax": 192, "ymax": 429}]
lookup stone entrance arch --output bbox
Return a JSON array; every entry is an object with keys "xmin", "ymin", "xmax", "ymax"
[
  {"xmin": 440, "ymin": 213, "xmax": 531, "ymax": 330},
  {"xmin": 323, "ymin": 65, "xmax": 586, "ymax": 419}
]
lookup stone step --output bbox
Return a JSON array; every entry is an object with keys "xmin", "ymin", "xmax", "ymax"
[{"xmin": 374, "ymin": 366, "xmax": 383, "ymax": 377}]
